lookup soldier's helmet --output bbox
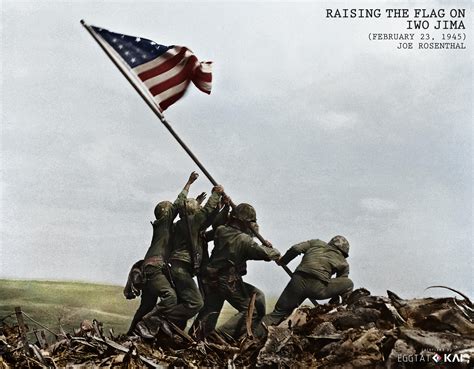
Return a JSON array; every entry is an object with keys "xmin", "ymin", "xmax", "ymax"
[
  {"xmin": 184, "ymin": 198, "xmax": 201, "ymax": 215},
  {"xmin": 328, "ymin": 235, "xmax": 350, "ymax": 257},
  {"xmin": 231, "ymin": 203, "xmax": 257, "ymax": 223},
  {"xmin": 154, "ymin": 201, "xmax": 173, "ymax": 219}
]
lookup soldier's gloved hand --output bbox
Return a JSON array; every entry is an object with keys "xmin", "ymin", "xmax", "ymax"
[
  {"xmin": 269, "ymin": 248, "xmax": 281, "ymax": 261},
  {"xmin": 221, "ymin": 195, "xmax": 231, "ymax": 206},
  {"xmin": 263, "ymin": 240, "xmax": 273, "ymax": 248},
  {"xmin": 196, "ymin": 192, "xmax": 207, "ymax": 204},
  {"xmin": 212, "ymin": 185, "xmax": 224, "ymax": 194},
  {"xmin": 188, "ymin": 171, "xmax": 199, "ymax": 184}
]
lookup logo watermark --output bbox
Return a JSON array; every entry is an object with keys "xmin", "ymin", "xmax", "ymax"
[{"xmin": 397, "ymin": 350, "xmax": 470, "ymax": 364}]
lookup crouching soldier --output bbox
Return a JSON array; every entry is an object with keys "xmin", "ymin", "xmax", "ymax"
[
  {"xmin": 203, "ymin": 204, "xmax": 280, "ymax": 340},
  {"xmin": 260, "ymin": 236, "xmax": 353, "ymax": 331},
  {"xmin": 126, "ymin": 172, "xmax": 199, "ymax": 337}
]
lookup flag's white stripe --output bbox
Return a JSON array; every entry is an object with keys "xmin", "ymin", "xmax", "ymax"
[
  {"xmin": 133, "ymin": 46, "xmax": 182, "ymax": 75},
  {"xmin": 154, "ymin": 80, "xmax": 189, "ymax": 103},
  {"xmin": 199, "ymin": 63, "xmax": 213, "ymax": 73},
  {"xmin": 139, "ymin": 49, "xmax": 197, "ymax": 82},
  {"xmin": 142, "ymin": 62, "xmax": 185, "ymax": 88},
  {"xmin": 194, "ymin": 80, "xmax": 212, "ymax": 92},
  {"xmin": 140, "ymin": 50, "xmax": 198, "ymax": 88}
]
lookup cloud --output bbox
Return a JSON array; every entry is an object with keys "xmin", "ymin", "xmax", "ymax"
[
  {"xmin": 360, "ymin": 198, "xmax": 398, "ymax": 212},
  {"xmin": 318, "ymin": 111, "xmax": 358, "ymax": 130}
]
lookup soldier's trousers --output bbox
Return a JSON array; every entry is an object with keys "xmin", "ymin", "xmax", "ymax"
[
  {"xmin": 127, "ymin": 265, "xmax": 177, "ymax": 335},
  {"xmin": 167, "ymin": 261, "xmax": 204, "ymax": 329},
  {"xmin": 191, "ymin": 278, "xmax": 265, "ymax": 339},
  {"xmin": 261, "ymin": 272, "xmax": 353, "ymax": 329},
  {"xmin": 208, "ymin": 274, "xmax": 265, "ymax": 339}
]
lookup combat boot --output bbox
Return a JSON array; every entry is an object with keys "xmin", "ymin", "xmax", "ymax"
[{"xmin": 134, "ymin": 321, "xmax": 154, "ymax": 339}]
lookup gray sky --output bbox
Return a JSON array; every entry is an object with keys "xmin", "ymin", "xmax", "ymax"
[{"xmin": 1, "ymin": 1, "xmax": 472, "ymax": 299}]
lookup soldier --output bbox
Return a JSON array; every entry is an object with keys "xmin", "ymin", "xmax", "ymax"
[
  {"xmin": 189, "ymin": 196, "xmax": 232, "ymax": 339},
  {"xmin": 202, "ymin": 203, "xmax": 280, "ymax": 340},
  {"xmin": 127, "ymin": 172, "xmax": 199, "ymax": 337},
  {"xmin": 166, "ymin": 183, "xmax": 224, "ymax": 329},
  {"xmin": 260, "ymin": 236, "xmax": 354, "ymax": 331}
]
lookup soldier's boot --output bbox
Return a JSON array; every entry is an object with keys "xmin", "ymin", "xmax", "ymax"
[
  {"xmin": 189, "ymin": 312, "xmax": 220, "ymax": 341},
  {"xmin": 136, "ymin": 306, "xmax": 174, "ymax": 339},
  {"xmin": 158, "ymin": 318, "xmax": 174, "ymax": 338},
  {"xmin": 340, "ymin": 289, "xmax": 354, "ymax": 305},
  {"xmin": 328, "ymin": 296, "xmax": 340, "ymax": 305},
  {"xmin": 134, "ymin": 321, "xmax": 154, "ymax": 339},
  {"xmin": 328, "ymin": 288, "xmax": 354, "ymax": 305}
]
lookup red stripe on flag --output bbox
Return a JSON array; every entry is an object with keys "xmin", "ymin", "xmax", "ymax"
[
  {"xmin": 148, "ymin": 55, "xmax": 198, "ymax": 96},
  {"xmin": 193, "ymin": 69, "xmax": 212, "ymax": 83},
  {"xmin": 138, "ymin": 47, "xmax": 187, "ymax": 82},
  {"xmin": 159, "ymin": 90, "xmax": 187, "ymax": 111}
]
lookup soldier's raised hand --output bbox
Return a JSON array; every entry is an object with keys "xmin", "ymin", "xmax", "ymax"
[
  {"xmin": 196, "ymin": 192, "xmax": 207, "ymax": 204},
  {"xmin": 212, "ymin": 185, "xmax": 224, "ymax": 194},
  {"xmin": 263, "ymin": 240, "xmax": 273, "ymax": 248},
  {"xmin": 188, "ymin": 171, "xmax": 199, "ymax": 184},
  {"xmin": 221, "ymin": 195, "xmax": 231, "ymax": 206}
]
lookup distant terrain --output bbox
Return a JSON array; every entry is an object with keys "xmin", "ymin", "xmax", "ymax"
[
  {"xmin": 0, "ymin": 279, "xmax": 138, "ymax": 334},
  {"xmin": 0, "ymin": 279, "xmax": 272, "ymax": 335}
]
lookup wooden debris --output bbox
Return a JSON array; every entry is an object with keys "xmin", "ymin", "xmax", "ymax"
[{"xmin": 1, "ymin": 289, "xmax": 473, "ymax": 368}]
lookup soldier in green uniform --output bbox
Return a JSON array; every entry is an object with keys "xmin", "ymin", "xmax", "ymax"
[
  {"xmin": 167, "ymin": 183, "xmax": 224, "ymax": 329},
  {"xmin": 188, "ymin": 198, "xmax": 237, "ymax": 340},
  {"xmin": 202, "ymin": 204, "xmax": 280, "ymax": 339},
  {"xmin": 190, "ymin": 204, "xmax": 267, "ymax": 340},
  {"xmin": 260, "ymin": 236, "xmax": 353, "ymax": 330},
  {"xmin": 128, "ymin": 172, "xmax": 199, "ymax": 337}
]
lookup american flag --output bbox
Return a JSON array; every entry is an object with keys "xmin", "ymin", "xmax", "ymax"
[{"xmin": 90, "ymin": 26, "xmax": 212, "ymax": 112}]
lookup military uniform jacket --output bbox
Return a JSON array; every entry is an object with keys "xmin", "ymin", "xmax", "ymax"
[
  {"xmin": 279, "ymin": 239, "xmax": 349, "ymax": 283},
  {"xmin": 207, "ymin": 225, "xmax": 280, "ymax": 275},
  {"xmin": 169, "ymin": 191, "xmax": 221, "ymax": 266},
  {"xmin": 143, "ymin": 189, "xmax": 188, "ymax": 267}
]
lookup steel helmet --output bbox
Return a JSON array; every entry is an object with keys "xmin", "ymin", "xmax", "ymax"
[
  {"xmin": 231, "ymin": 203, "xmax": 257, "ymax": 223},
  {"xmin": 184, "ymin": 198, "xmax": 201, "ymax": 215},
  {"xmin": 154, "ymin": 201, "xmax": 172, "ymax": 219},
  {"xmin": 328, "ymin": 235, "xmax": 350, "ymax": 257}
]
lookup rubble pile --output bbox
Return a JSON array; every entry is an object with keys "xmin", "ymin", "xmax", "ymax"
[{"xmin": 1, "ymin": 288, "xmax": 473, "ymax": 368}]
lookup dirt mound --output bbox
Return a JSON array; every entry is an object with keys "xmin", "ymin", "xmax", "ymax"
[{"xmin": 1, "ymin": 288, "xmax": 473, "ymax": 368}]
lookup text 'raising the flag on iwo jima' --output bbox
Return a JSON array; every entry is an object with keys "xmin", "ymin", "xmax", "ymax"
[{"xmin": 325, "ymin": 8, "xmax": 468, "ymax": 50}]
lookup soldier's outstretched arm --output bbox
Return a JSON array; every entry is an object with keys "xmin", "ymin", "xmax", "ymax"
[
  {"xmin": 183, "ymin": 171, "xmax": 199, "ymax": 192},
  {"xmin": 244, "ymin": 238, "xmax": 281, "ymax": 262},
  {"xmin": 278, "ymin": 240, "xmax": 312, "ymax": 265},
  {"xmin": 194, "ymin": 185, "xmax": 223, "ymax": 227},
  {"xmin": 171, "ymin": 171, "xmax": 199, "ymax": 217}
]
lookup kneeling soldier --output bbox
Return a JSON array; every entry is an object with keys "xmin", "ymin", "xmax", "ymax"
[{"xmin": 260, "ymin": 236, "xmax": 353, "ymax": 331}]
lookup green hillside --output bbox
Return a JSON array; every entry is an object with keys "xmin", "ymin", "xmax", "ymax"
[
  {"xmin": 0, "ymin": 279, "xmax": 139, "ymax": 335},
  {"xmin": 0, "ymin": 279, "xmax": 274, "ymax": 336}
]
